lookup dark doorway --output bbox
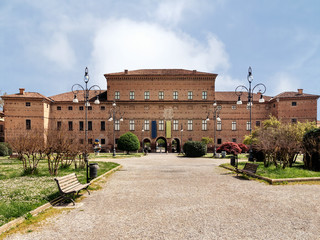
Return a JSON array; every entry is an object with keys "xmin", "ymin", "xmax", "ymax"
[
  {"xmin": 143, "ymin": 138, "xmax": 151, "ymax": 152},
  {"xmin": 172, "ymin": 138, "xmax": 180, "ymax": 153},
  {"xmin": 156, "ymin": 137, "xmax": 167, "ymax": 153}
]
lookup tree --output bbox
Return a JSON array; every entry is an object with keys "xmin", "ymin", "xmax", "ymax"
[
  {"xmin": 0, "ymin": 90, "xmax": 6, "ymax": 111},
  {"xmin": 237, "ymin": 143, "xmax": 249, "ymax": 153},
  {"xmin": 216, "ymin": 142, "xmax": 241, "ymax": 155},
  {"xmin": 117, "ymin": 132, "xmax": 140, "ymax": 154},
  {"xmin": 302, "ymin": 128, "xmax": 320, "ymax": 171},
  {"xmin": 183, "ymin": 141, "xmax": 207, "ymax": 157}
]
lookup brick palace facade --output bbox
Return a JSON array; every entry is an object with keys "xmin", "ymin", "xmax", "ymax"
[{"xmin": 2, "ymin": 69, "xmax": 319, "ymax": 152}]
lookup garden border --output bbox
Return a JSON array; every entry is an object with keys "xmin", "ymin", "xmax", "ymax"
[
  {"xmin": 0, "ymin": 164, "xmax": 122, "ymax": 235},
  {"xmin": 221, "ymin": 165, "xmax": 320, "ymax": 184}
]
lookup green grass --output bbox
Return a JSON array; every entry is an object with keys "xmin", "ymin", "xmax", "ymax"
[
  {"xmin": 89, "ymin": 152, "xmax": 144, "ymax": 159},
  {"xmin": 221, "ymin": 161, "xmax": 320, "ymax": 179},
  {"xmin": 0, "ymin": 156, "xmax": 120, "ymax": 227}
]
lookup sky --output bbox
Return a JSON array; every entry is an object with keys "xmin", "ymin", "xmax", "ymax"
[{"xmin": 0, "ymin": 0, "xmax": 320, "ymax": 118}]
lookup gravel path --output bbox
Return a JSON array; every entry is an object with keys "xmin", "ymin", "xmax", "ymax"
[{"xmin": 6, "ymin": 154, "xmax": 320, "ymax": 240}]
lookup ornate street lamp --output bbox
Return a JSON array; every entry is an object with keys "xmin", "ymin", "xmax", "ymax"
[
  {"xmin": 206, "ymin": 101, "xmax": 221, "ymax": 157},
  {"xmin": 72, "ymin": 67, "xmax": 101, "ymax": 183},
  {"xmin": 108, "ymin": 101, "xmax": 124, "ymax": 157},
  {"xmin": 180, "ymin": 123, "xmax": 183, "ymax": 154},
  {"xmin": 235, "ymin": 66, "xmax": 266, "ymax": 162},
  {"xmin": 141, "ymin": 126, "xmax": 145, "ymax": 151}
]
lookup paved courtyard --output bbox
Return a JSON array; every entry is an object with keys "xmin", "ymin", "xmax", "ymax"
[{"xmin": 6, "ymin": 154, "xmax": 320, "ymax": 239}]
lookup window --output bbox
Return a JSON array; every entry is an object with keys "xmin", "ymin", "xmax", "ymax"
[
  {"xmin": 144, "ymin": 91, "xmax": 150, "ymax": 100},
  {"xmin": 79, "ymin": 139, "xmax": 84, "ymax": 144},
  {"xmin": 232, "ymin": 105, "xmax": 236, "ymax": 110},
  {"xmin": 144, "ymin": 120, "xmax": 150, "ymax": 131},
  {"xmin": 232, "ymin": 121, "xmax": 237, "ymax": 131},
  {"xmin": 129, "ymin": 120, "xmax": 135, "ymax": 131},
  {"xmin": 79, "ymin": 121, "xmax": 84, "ymax": 131},
  {"xmin": 202, "ymin": 120, "xmax": 207, "ymax": 131},
  {"xmin": 68, "ymin": 121, "xmax": 73, "ymax": 131},
  {"xmin": 130, "ymin": 91, "xmax": 135, "ymax": 100},
  {"xmin": 115, "ymin": 91, "xmax": 120, "ymax": 100},
  {"xmin": 26, "ymin": 119, "xmax": 31, "ymax": 130},
  {"xmin": 57, "ymin": 106, "xmax": 61, "ymax": 110},
  {"xmin": 57, "ymin": 121, "xmax": 62, "ymax": 130},
  {"xmin": 217, "ymin": 105, "xmax": 222, "ymax": 110},
  {"xmin": 159, "ymin": 91, "xmax": 164, "ymax": 100},
  {"xmin": 217, "ymin": 138, "xmax": 222, "ymax": 144},
  {"xmin": 115, "ymin": 120, "xmax": 120, "ymax": 131},
  {"xmin": 232, "ymin": 138, "xmax": 237, "ymax": 143},
  {"xmin": 88, "ymin": 106, "xmax": 92, "ymax": 110},
  {"xmin": 88, "ymin": 139, "xmax": 93, "ymax": 144},
  {"xmin": 247, "ymin": 104, "xmax": 251, "ymax": 110},
  {"xmin": 188, "ymin": 120, "xmax": 193, "ymax": 131},
  {"xmin": 101, "ymin": 139, "xmax": 105, "ymax": 145},
  {"xmin": 292, "ymin": 118, "xmax": 297, "ymax": 124},
  {"xmin": 100, "ymin": 106, "xmax": 105, "ymax": 110},
  {"xmin": 246, "ymin": 121, "xmax": 251, "ymax": 131},
  {"xmin": 173, "ymin": 120, "xmax": 179, "ymax": 131},
  {"xmin": 101, "ymin": 121, "xmax": 105, "ymax": 131},
  {"xmin": 217, "ymin": 121, "xmax": 222, "ymax": 131},
  {"xmin": 173, "ymin": 91, "xmax": 178, "ymax": 100},
  {"xmin": 68, "ymin": 106, "xmax": 73, "ymax": 111},
  {"xmin": 79, "ymin": 106, "xmax": 84, "ymax": 111},
  {"xmin": 188, "ymin": 91, "xmax": 193, "ymax": 100},
  {"xmin": 158, "ymin": 120, "xmax": 164, "ymax": 131},
  {"xmin": 256, "ymin": 121, "xmax": 261, "ymax": 127},
  {"xmin": 202, "ymin": 91, "xmax": 207, "ymax": 100},
  {"xmin": 26, "ymin": 102, "xmax": 31, "ymax": 107},
  {"xmin": 292, "ymin": 102, "xmax": 297, "ymax": 106},
  {"xmin": 88, "ymin": 121, "xmax": 92, "ymax": 131}
]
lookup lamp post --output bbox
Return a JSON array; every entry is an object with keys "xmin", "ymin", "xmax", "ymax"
[
  {"xmin": 180, "ymin": 123, "xmax": 183, "ymax": 154},
  {"xmin": 141, "ymin": 126, "xmax": 144, "ymax": 152},
  {"xmin": 206, "ymin": 101, "xmax": 221, "ymax": 157},
  {"xmin": 108, "ymin": 101, "xmax": 124, "ymax": 157},
  {"xmin": 72, "ymin": 67, "xmax": 101, "ymax": 183},
  {"xmin": 235, "ymin": 66, "xmax": 266, "ymax": 162}
]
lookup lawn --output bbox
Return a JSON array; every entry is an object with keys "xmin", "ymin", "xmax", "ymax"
[
  {"xmin": 0, "ymin": 157, "xmax": 119, "ymax": 227},
  {"xmin": 221, "ymin": 161, "xmax": 320, "ymax": 179}
]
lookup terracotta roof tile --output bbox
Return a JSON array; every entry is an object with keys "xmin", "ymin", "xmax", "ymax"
[
  {"xmin": 215, "ymin": 91, "xmax": 272, "ymax": 102},
  {"xmin": 2, "ymin": 92, "xmax": 52, "ymax": 102},
  {"xmin": 105, "ymin": 69, "xmax": 216, "ymax": 76},
  {"xmin": 50, "ymin": 90, "xmax": 107, "ymax": 102},
  {"xmin": 272, "ymin": 91, "xmax": 319, "ymax": 99}
]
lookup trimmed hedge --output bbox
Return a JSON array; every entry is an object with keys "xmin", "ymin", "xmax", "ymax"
[
  {"xmin": 117, "ymin": 132, "xmax": 140, "ymax": 154},
  {"xmin": 183, "ymin": 141, "xmax": 207, "ymax": 157},
  {"xmin": 0, "ymin": 143, "xmax": 9, "ymax": 156}
]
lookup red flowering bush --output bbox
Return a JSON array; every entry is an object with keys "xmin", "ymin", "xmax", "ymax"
[
  {"xmin": 216, "ymin": 142, "xmax": 241, "ymax": 155},
  {"xmin": 237, "ymin": 143, "xmax": 249, "ymax": 153}
]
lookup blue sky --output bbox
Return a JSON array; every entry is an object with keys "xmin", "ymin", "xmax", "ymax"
[{"xmin": 1, "ymin": 0, "xmax": 319, "ymax": 118}]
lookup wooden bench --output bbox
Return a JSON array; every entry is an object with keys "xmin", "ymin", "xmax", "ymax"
[
  {"xmin": 54, "ymin": 173, "xmax": 91, "ymax": 205},
  {"xmin": 236, "ymin": 162, "xmax": 259, "ymax": 177}
]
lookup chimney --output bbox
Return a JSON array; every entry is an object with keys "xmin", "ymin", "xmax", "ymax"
[
  {"xmin": 19, "ymin": 88, "xmax": 25, "ymax": 95},
  {"xmin": 124, "ymin": 69, "xmax": 128, "ymax": 74},
  {"xmin": 192, "ymin": 70, "xmax": 197, "ymax": 74},
  {"xmin": 297, "ymin": 89, "xmax": 303, "ymax": 95}
]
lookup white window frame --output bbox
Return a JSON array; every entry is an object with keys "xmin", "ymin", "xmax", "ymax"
[
  {"xmin": 115, "ymin": 120, "xmax": 120, "ymax": 131},
  {"xmin": 202, "ymin": 120, "xmax": 207, "ymax": 131},
  {"xmin": 202, "ymin": 91, "xmax": 207, "ymax": 100},
  {"xmin": 159, "ymin": 120, "xmax": 164, "ymax": 131},
  {"xmin": 173, "ymin": 120, "xmax": 179, "ymax": 131},
  {"xmin": 159, "ymin": 91, "xmax": 164, "ymax": 100},
  {"xmin": 246, "ymin": 121, "xmax": 251, "ymax": 131},
  {"xmin": 144, "ymin": 91, "xmax": 150, "ymax": 100},
  {"xmin": 173, "ymin": 91, "xmax": 178, "ymax": 100},
  {"xmin": 188, "ymin": 91, "xmax": 193, "ymax": 100},
  {"xmin": 129, "ymin": 91, "xmax": 135, "ymax": 100},
  {"xmin": 232, "ymin": 121, "xmax": 237, "ymax": 131},
  {"xmin": 217, "ymin": 121, "xmax": 222, "ymax": 131},
  {"xmin": 115, "ymin": 91, "xmax": 120, "ymax": 100},
  {"xmin": 129, "ymin": 120, "xmax": 135, "ymax": 131},
  {"xmin": 188, "ymin": 120, "xmax": 193, "ymax": 131},
  {"xmin": 144, "ymin": 120, "xmax": 150, "ymax": 131}
]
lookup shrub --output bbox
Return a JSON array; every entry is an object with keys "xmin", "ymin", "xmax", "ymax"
[
  {"xmin": 183, "ymin": 141, "xmax": 207, "ymax": 157},
  {"xmin": 238, "ymin": 143, "xmax": 249, "ymax": 153},
  {"xmin": 0, "ymin": 143, "xmax": 8, "ymax": 156},
  {"xmin": 216, "ymin": 142, "xmax": 241, "ymax": 155},
  {"xmin": 117, "ymin": 132, "xmax": 140, "ymax": 154},
  {"xmin": 302, "ymin": 128, "xmax": 320, "ymax": 171}
]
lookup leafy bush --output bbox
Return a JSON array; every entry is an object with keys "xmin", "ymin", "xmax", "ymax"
[
  {"xmin": 216, "ymin": 142, "xmax": 241, "ymax": 155},
  {"xmin": 303, "ymin": 128, "xmax": 320, "ymax": 171},
  {"xmin": 0, "ymin": 143, "xmax": 8, "ymax": 156},
  {"xmin": 238, "ymin": 143, "xmax": 249, "ymax": 153},
  {"xmin": 183, "ymin": 141, "xmax": 207, "ymax": 157},
  {"xmin": 117, "ymin": 132, "xmax": 140, "ymax": 154}
]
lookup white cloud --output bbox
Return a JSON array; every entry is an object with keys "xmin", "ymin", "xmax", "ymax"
[
  {"xmin": 267, "ymin": 72, "xmax": 300, "ymax": 95},
  {"xmin": 215, "ymin": 74, "xmax": 243, "ymax": 91},
  {"xmin": 42, "ymin": 33, "xmax": 76, "ymax": 70},
  {"xmin": 90, "ymin": 18, "xmax": 230, "ymax": 85}
]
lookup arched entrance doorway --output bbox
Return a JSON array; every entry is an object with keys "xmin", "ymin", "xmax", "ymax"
[
  {"xmin": 156, "ymin": 137, "xmax": 167, "ymax": 153},
  {"xmin": 142, "ymin": 138, "xmax": 151, "ymax": 153},
  {"xmin": 172, "ymin": 138, "xmax": 180, "ymax": 153}
]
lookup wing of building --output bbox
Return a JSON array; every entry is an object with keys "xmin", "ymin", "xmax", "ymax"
[{"xmin": 1, "ymin": 69, "xmax": 319, "ymax": 152}]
